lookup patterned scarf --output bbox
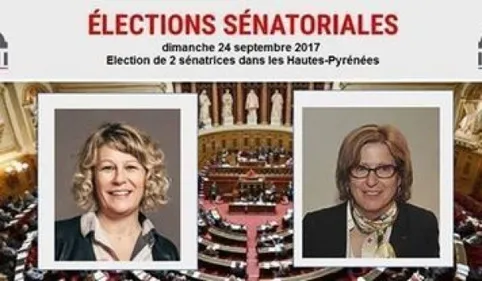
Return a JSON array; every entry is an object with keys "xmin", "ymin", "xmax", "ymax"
[{"xmin": 351, "ymin": 202, "xmax": 398, "ymax": 258}]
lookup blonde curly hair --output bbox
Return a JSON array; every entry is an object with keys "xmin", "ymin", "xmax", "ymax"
[{"xmin": 72, "ymin": 122, "xmax": 170, "ymax": 212}]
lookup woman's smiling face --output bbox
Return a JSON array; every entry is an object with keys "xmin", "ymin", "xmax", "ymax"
[
  {"xmin": 94, "ymin": 145, "xmax": 146, "ymax": 218},
  {"xmin": 349, "ymin": 142, "xmax": 400, "ymax": 219}
]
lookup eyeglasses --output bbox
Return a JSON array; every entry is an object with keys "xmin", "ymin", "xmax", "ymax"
[{"xmin": 350, "ymin": 164, "xmax": 398, "ymax": 179}]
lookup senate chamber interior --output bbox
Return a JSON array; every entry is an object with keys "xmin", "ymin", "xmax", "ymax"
[{"xmin": 0, "ymin": 82, "xmax": 479, "ymax": 280}]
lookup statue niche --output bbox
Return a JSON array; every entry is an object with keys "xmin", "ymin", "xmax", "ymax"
[
  {"xmin": 245, "ymin": 89, "xmax": 259, "ymax": 125},
  {"xmin": 221, "ymin": 89, "xmax": 234, "ymax": 126},
  {"xmin": 456, "ymin": 100, "xmax": 482, "ymax": 146},
  {"xmin": 270, "ymin": 89, "xmax": 283, "ymax": 126},
  {"xmin": 199, "ymin": 89, "xmax": 212, "ymax": 129}
]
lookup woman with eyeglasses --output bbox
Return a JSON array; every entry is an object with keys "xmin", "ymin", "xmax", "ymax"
[{"xmin": 303, "ymin": 124, "xmax": 439, "ymax": 258}]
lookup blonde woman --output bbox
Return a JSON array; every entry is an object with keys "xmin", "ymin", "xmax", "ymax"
[{"xmin": 55, "ymin": 123, "xmax": 179, "ymax": 261}]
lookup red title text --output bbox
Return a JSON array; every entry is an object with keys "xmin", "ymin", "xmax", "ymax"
[{"xmin": 88, "ymin": 9, "xmax": 399, "ymax": 36}]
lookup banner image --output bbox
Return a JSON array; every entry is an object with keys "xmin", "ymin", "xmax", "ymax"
[
  {"xmin": 0, "ymin": 82, "xmax": 476, "ymax": 281},
  {"xmin": 0, "ymin": 1, "xmax": 481, "ymax": 280}
]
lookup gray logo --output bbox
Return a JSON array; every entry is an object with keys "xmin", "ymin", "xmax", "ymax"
[
  {"xmin": 479, "ymin": 36, "xmax": 482, "ymax": 69},
  {"xmin": 0, "ymin": 32, "xmax": 8, "ymax": 70}
]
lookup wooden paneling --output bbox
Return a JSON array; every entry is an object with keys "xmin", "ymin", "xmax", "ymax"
[{"xmin": 199, "ymin": 130, "xmax": 292, "ymax": 167}]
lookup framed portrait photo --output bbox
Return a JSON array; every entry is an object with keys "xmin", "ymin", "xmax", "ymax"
[
  {"xmin": 293, "ymin": 91, "xmax": 453, "ymax": 268},
  {"xmin": 37, "ymin": 93, "xmax": 198, "ymax": 271}
]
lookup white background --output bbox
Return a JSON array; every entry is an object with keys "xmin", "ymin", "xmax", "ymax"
[{"xmin": 0, "ymin": 1, "xmax": 481, "ymax": 80}]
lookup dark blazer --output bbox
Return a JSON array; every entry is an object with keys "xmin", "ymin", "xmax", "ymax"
[
  {"xmin": 55, "ymin": 216, "xmax": 179, "ymax": 262},
  {"xmin": 303, "ymin": 202, "xmax": 439, "ymax": 258}
]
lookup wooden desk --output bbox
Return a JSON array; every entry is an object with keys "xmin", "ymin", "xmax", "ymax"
[
  {"xmin": 259, "ymin": 259, "xmax": 293, "ymax": 270},
  {"xmin": 257, "ymin": 229, "xmax": 293, "ymax": 245},
  {"xmin": 198, "ymin": 237, "xmax": 247, "ymax": 256},
  {"xmin": 209, "ymin": 227, "xmax": 248, "ymax": 243},
  {"xmin": 179, "ymin": 270, "xmax": 233, "ymax": 281},
  {"xmin": 237, "ymin": 160, "xmax": 266, "ymax": 167},
  {"xmin": 210, "ymin": 165, "xmax": 292, "ymax": 176},
  {"xmin": 257, "ymin": 243, "xmax": 293, "ymax": 255},
  {"xmin": 198, "ymin": 253, "xmax": 246, "ymax": 268},
  {"xmin": 259, "ymin": 259, "xmax": 293, "ymax": 279},
  {"xmin": 257, "ymin": 221, "xmax": 279, "ymax": 233},
  {"xmin": 204, "ymin": 181, "xmax": 291, "ymax": 199},
  {"xmin": 229, "ymin": 202, "xmax": 276, "ymax": 214},
  {"xmin": 208, "ymin": 227, "xmax": 248, "ymax": 247},
  {"xmin": 219, "ymin": 221, "xmax": 248, "ymax": 234},
  {"xmin": 259, "ymin": 267, "xmax": 343, "ymax": 281},
  {"xmin": 204, "ymin": 169, "xmax": 292, "ymax": 198}
]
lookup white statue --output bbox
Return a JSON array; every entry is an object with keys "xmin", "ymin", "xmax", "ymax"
[
  {"xmin": 458, "ymin": 103, "xmax": 474, "ymax": 134},
  {"xmin": 23, "ymin": 95, "xmax": 38, "ymax": 142},
  {"xmin": 270, "ymin": 90, "xmax": 283, "ymax": 126},
  {"xmin": 28, "ymin": 96, "xmax": 38, "ymax": 128},
  {"xmin": 199, "ymin": 90, "xmax": 212, "ymax": 128},
  {"xmin": 458, "ymin": 102, "xmax": 481, "ymax": 134},
  {"xmin": 245, "ymin": 89, "xmax": 259, "ymax": 125},
  {"xmin": 456, "ymin": 101, "xmax": 482, "ymax": 146},
  {"xmin": 222, "ymin": 89, "xmax": 234, "ymax": 126}
]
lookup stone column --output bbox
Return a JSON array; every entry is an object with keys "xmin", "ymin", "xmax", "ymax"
[
  {"xmin": 190, "ymin": 82, "xmax": 197, "ymax": 93},
  {"xmin": 237, "ymin": 83, "xmax": 244, "ymax": 125},
  {"xmin": 285, "ymin": 84, "xmax": 292, "ymax": 126},
  {"xmin": 309, "ymin": 82, "xmax": 314, "ymax": 90},
  {"xmin": 174, "ymin": 83, "xmax": 182, "ymax": 93},
  {"xmin": 212, "ymin": 83, "xmax": 219, "ymax": 126},
  {"xmin": 261, "ymin": 83, "xmax": 268, "ymax": 125}
]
